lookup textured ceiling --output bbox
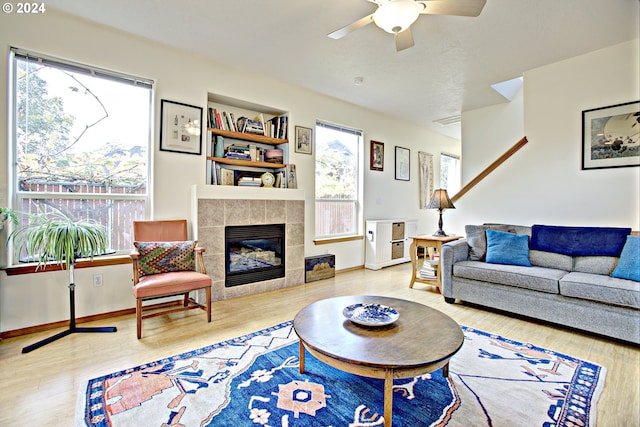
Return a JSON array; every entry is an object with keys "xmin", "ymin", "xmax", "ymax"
[{"xmin": 45, "ymin": 0, "xmax": 639, "ymax": 139}]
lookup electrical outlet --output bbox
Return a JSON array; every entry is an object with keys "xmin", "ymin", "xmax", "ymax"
[{"xmin": 93, "ymin": 274, "xmax": 103, "ymax": 287}]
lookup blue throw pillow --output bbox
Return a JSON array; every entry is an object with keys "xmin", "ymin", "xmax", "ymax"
[
  {"xmin": 611, "ymin": 236, "xmax": 640, "ymax": 282},
  {"xmin": 485, "ymin": 229, "xmax": 532, "ymax": 267}
]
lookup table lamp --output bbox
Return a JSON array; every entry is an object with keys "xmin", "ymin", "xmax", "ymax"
[{"xmin": 426, "ymin": 189, "xmax": 455, "ymax": 236}]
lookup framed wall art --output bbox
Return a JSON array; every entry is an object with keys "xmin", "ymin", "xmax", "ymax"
[
  {"xmin": 160, "ymin": 99, "xmax": 203, "ymax": 155},
  {"xmin": 395, "ymin": 146, "xmax": 410, "ymax": 181},
  {"xmin": 295, "ymin": 126, "xmax": 313, "ymax": 154},
  {"xmin": 370, "ymin": 140, "xmax": 384, "ymax": 171},
  {"xmin": 418, "ymin": 151, "xmax": 434, "ymax": 208},
  {"xmin": 582, "ymin": 100, "xmax": 639, "ymax": 170}
]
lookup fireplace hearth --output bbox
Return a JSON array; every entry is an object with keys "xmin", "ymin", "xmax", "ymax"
[{"xmin": 225, "ymin": 224, "xmax": 285, "ymax": 287}]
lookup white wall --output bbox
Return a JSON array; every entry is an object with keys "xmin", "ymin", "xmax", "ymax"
[
  {"xmin": 0, "ymin": 10, "xmax": 457, "ymax": 332},
  {"xmin": 450, "ymin": 39, "xmax": 639, "ymax": 235}
]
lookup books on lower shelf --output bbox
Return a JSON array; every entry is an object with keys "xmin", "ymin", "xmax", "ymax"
[{"xmin": 419, "ymin": 259, "xmax": 439, "ymax": 279}]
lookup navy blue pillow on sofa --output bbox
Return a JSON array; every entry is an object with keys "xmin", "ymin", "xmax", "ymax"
[{"xmin": 485, "ymin": 229, "xmax": 532, "ymax": 267}]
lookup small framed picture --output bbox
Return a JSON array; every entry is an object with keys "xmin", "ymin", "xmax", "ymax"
[
  {"xmin": 582, "ymin": 100, "xmax": 639, "ymax": 170},
  {"xmin": 395, "ymin": 146, "xmax": 410, "ymax": 181},
  {"xmin": 370, "ymin": 140, "xmax": 384, "ymax": 171},
  {"xmin": 160, "ymin": 99, "xmax": 203, "ymax": 155},
  {"xmin": 295, "ymin": 126, "xmax": 313, "ymax": 154}
]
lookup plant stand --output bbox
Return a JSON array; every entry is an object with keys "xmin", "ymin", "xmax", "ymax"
[{"xmin": 22, "ymin": 264, "xmax": 117, "ymax": 354}]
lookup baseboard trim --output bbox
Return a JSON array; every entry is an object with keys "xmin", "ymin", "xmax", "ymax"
[{"xmin": 0, "ymin": 301, "xmax": 183, "ymax": 339}]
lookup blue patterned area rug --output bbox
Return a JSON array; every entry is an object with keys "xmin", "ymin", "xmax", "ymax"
[{"xmin": 75, "ymin": 321, "xmax": 605, "ymax": 426}]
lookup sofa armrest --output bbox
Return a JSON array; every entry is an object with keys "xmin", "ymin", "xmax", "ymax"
[{"xmin": 441, "ymin": 238, "xmax": 469, "ymax": 298}]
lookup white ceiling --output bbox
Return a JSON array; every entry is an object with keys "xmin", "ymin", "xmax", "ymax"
[{"xmin": 45, "ymin": 0, "xmax": 639, "ymax": 139}]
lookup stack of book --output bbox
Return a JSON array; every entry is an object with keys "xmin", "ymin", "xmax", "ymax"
[
  {"xmin": 237, "ymin": 177, "xmax": 262, "ymax": 187},
  {"xmin": 225, "ymin": 144, "xmax": 252, "ymax": 160},
  {"xmin": 419, "ymin": 259, "xmax": 438, "ymax": 280}
]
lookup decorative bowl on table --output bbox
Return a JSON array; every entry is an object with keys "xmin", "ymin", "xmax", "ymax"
[{"xmin": 342, "ymin": 303, "xmax": 399, "ymax": 327}]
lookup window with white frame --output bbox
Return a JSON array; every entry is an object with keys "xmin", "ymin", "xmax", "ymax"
[
  {"xmin": 314, "ymin": 121, "xmax": 362, "ymax": 238},
  {"xmin": 440, "ymin": 152, "xmax": 461, "ymax": 194},
  {"xmin": 9, "ymin": 48, "xmax": 152, "ymax": 261}
]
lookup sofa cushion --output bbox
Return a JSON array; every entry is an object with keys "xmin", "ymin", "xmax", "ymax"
[
  {"xmin": 465, "ymin": 224, "xmax": 509, "ymax": 261},
  {"xmin": 453, "ymin": 261, "xmax": 562, "ymax": 293},
  {"xmin": 559, "ymin": 271, "xmax": 640, "ymax": 309},
  {"xmin": 486, "ymin": 229, "xmax": 532, "ymax": 267},
  {"xmin": 529, "ymin": 250, "xmax": 573, "ymax": 271},
  {"xmin": 573, "ymin": 256, "xmax": 618, "ymax": 275},
  {"xmin": 611, "ymin": 236, "xmax": 640, "ymax": 282},
  {"xmin": 530, "ymin": 224, "xmax": 631, "ymax": 256}
]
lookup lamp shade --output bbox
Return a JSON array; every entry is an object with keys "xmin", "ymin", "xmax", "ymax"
[
  {"xmin": 426, "ymin": 189, "xmax": 455, "ymax": 210},
  {"xmin": 373, "ymin": 0, "xmax": 422, "ymax": 34}
]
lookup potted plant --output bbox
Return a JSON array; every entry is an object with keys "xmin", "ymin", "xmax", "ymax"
[
  {"xmin": 9, "ymin": 208, "xmax": 117, "ymax": 353},
  {"xmin": 10, "ymin": 208, "xmax": 108, "ymax": 269},
  {"xmin": 0, "ymin": 207, "xmax": 18, "ymax": 230}
]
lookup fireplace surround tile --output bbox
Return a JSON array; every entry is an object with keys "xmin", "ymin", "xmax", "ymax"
[{"xmin": 193, "ymin": 186, "xmax": 305, "ymax": 302}]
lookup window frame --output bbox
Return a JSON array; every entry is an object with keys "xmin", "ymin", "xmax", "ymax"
[
  {"xmin": 440, "ymin": 152, "xmax": 461, "ymax": 194},
  {"xmin": 7, "ymin": 48, "xmax": 154, "ymax": 265},
  {"xmin": 314, "ymin": 120, "xmax": 364, "ymax": 240}
]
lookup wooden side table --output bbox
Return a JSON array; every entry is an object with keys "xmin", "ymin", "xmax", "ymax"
[{"xmin": 409, "ymin": 235, "xmax": 461, "ymax": 291}]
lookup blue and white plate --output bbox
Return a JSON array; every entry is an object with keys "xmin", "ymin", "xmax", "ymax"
[{"xmin": 342, "ymin": 303, "xmax": 399, "ymax": 327}]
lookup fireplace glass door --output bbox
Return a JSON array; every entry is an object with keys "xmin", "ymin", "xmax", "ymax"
[{"xmin": 225, "ymin": 224, "xmax": 285, "ymax": 287}]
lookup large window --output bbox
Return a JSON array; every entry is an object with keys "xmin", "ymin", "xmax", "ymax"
[
  {"xmin": 10, "ymin": 48, "xmax": 152, "ymax": 259},
  {"xmin": 314, "ymin": 121, "xmax": 362, "ymax": 238},
  {"xmin": 440, "ymin": 152, "xmax": 461, "ymax": 194}
]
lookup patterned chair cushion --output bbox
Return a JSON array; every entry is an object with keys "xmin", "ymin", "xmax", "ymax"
[{"xmin": 134, "ymin": 241, "xmax": 196, "ymax": 277}]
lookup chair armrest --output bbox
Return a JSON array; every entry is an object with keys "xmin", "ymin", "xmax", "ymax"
[
  {"xmin": 130, "ymin": 250, "xmax": 139, "ymax": 260},
  {"xmin": 195, "ymin": 246, "xmax": 206, "ymax": 254},
  {"xmin": 195, "ymin": 250, "xmax": 207, "ymax": 275},
  {"xmin": 440, "ymin": 238, "xmax": 469, "ymax": 297}
]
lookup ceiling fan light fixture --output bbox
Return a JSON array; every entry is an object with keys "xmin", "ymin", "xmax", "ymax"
[{"xmin": 372, "ymin": 0, "xmax": 422, "ymax": 34}]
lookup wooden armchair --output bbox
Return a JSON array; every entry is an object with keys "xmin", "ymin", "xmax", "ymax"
[{"xmin": 130, "ymin": 220, "xmax": 212, "ymax": 338}]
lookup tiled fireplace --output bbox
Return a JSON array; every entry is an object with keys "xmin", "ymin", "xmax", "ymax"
[{"xmin": 191, "ymin": 185, "xmax": 305, "ymax": 301}]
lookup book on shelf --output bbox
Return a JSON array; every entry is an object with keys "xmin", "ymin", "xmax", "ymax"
[
  {"xmin": 220, "ymin": 168, "xmax": 234, "ymax": 186},
  {"xmin": 238, "ymin": 176, "xmax": 261, "ymax": 187}
]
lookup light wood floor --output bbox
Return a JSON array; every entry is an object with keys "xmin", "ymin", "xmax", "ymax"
[{"xmin": 1, "ymin": 263, "xmax": 638, "ymax": 426}]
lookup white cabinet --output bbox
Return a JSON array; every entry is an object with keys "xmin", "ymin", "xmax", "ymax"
[{"xmin": 365, "ymin": 219, "xmax": 417, "ymax": 270}]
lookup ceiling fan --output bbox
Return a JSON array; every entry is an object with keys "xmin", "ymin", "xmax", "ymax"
[{"xmin": 328, "ymin": 0, "xmax": 487, "ymax": 52}]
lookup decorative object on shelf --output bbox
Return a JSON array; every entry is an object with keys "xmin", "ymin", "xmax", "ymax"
[
  {"xmin": 286, "ymin": 164, "xmax": 298, "ymax": 189},
  {"xmin": 395, "ymin": 146, "xmax": 410, "ymax": 181},
  {"xmin": 160, "ymin": 99, "xmax": 203, "ymax": 155},
  {"xmin": 418, "ymin": 151, "xmax": 434, "ymax": 209},
  {"xmin": 295, "ymin": 125, "xmax": 313, "ymax": 154},
  {"xmin": 427, "ymin": 189, "xmax": 456, "ymax": 236},
  {"xmin": 261, "ymin": 172, "xmax": 275, "ymax": 188},
  {"xmin": 8, "ymin": 208, "xmax": 116, "ymax": 353},
  {"xmin": 264, "ymin": 148, "xmax": 284, "ymax": 164},
  {"xmin": 342, "ymin": 303, "xmax": 399, "ymax": 327},
  {"xmin": 370, "ymin": 140, "xmax": 384, "ymax": 171},
  {"xmin": 582, "ymin": 100, "xmax": 639, "ymax": 170}
]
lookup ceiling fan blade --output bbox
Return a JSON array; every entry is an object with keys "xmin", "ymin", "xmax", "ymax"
[
  {"xmin": 395, "ymin": 28, "xmax": 415, "ymax": 52},
  {"xmin": 328, "ymin": 13, "xmax": 375, "ymax": 39},
  {"xmin": 418, "ymin": 0, "xmax": 487, "ymax": 17}
]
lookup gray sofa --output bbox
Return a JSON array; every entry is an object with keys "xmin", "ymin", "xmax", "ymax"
[{"xmin": 440, "ymin": 224, "xmax": 639, "ymax": 344}]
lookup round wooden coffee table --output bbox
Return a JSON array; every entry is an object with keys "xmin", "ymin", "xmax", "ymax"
[{"xmin": 293, "ymin": 295, "xmax": 464, "ymax": 427}]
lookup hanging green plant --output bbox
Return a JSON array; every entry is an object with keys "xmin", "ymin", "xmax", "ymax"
[
  {"xmin": 9, "ymin": 208, "xmax": 107, "ymax": 269},
  {"xmin": 0, "ymin": 207, "xmax": 18, "ymax": 227}
]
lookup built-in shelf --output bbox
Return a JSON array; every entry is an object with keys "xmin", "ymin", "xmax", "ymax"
[
  {"xmin": 209, "ymin": 128, "xmax": 288, "ymax": 146},
  {"xmin": 206, "ymin": 156, "xmax": 286, "ymax": 169}
]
